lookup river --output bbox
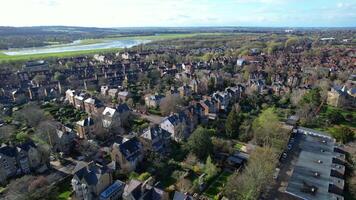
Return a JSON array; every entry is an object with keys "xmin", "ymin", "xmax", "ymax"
[{"xmin": 3, "ymin": 39, "xmax": 151, "ymax": 56}]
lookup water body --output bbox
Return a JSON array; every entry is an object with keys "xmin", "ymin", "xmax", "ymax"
[{"xmin": 3, "ymin": 39, "xmax": 151, "ymax": 56}]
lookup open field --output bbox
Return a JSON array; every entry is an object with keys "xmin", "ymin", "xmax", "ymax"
[{"xmin": 0, "ymin": 33, "xmax": 224, "ymax": 62}]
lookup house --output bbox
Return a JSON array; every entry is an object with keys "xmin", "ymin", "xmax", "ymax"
[
  {"xmin": 111, "ymin": 137, "xmax": 143, "ymax": 173},
  {"xmin": 144, "ymin": 94, "xmax": 164, "ymax": 108},
  {"xmin": 74, "ymin": 94, "xmax": 86, "ymax": 110},
  {"xmin": 178, "ymin": 85, "xmax": 192, "ymax": 98},
  {"xmin": 212, "ymin": 91, "xmax": 230, "ymax": 111},
  {"xmin": 102, "ymin": 104, "xmax": 131, "ymax": 129},
  {"xmin": 123, "ymin": 179, "xmax": 169, "ymax": 200},
  {"xmin": 173, "ymin": 191, "xmax": 195, "ymax": 200},
  {"xmin": 100, "ymin": 180, "xmax": 126, "ymax": 200},
  {"xmin": 51, "ymin": 126, "xmax": 76, "ymax": 154},
  {"xmin": 76, "ymin": 117, "xmax": 95, "ymax": 139},
  {"xmin": 236, "ymin": 58, "xmax": 246, "ymax": 67},
  {"xmin": 139, "ymin": 125, "xmax": 170, "ymax": 155},
  {"xmin": 117, "ymin": 91, "xmax": 131, "ymax": 102},
  {"xmin": 327, "ymin": 85, "xmax": 356, "ymax": 108},
  {"xmin": 0, "ymin": 141, "xmax": 49, "ymax": 184},
  {"xmin": 108, "ymin": 88, "xmax": 119, "ymax": 99},
  {"xmin": 65, "ymin": 89, "xmax": 76, "ymax": 105},
  {"xmin": 189, "ymin": 78, "xmax": 200, "ymax": 93},
  {"xmin": 102, "ymin": 107, "xmax": 117, "ymax": 128},
  {"xmin": 71, "ymin": 162, "xmax": 113, "ymax": 200},
  {"xmin": 84, "ymin": 97, "xmax": 103, "ymax": 116},
  {"xmin": 101, "ymin": 86, "xmax": 110, "ymax": 96},
  {"xmin": 160, "ymin": 112, "xmax": 191, "ymax": 141}
]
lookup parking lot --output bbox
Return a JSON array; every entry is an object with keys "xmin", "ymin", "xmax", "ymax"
[{"xmin": 262, "ymin": 129, "xmax": 302, "ymax": 200}]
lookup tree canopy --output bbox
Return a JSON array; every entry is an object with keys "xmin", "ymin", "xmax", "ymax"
[
  {"xmin": 185, "ymin": 126, "xmax": 214, "ymax": 160},
  {"xmin": 252, "ymin": 107, "xmax": 288, "ymax": 151},
  {"xmin": 224, "ymin": 147, "xmax": 278, "ymax": 200}
]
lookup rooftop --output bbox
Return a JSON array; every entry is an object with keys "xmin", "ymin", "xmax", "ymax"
[{"xmin": 285, "ymin": 129, "xmax": 345, "ymax": 200}]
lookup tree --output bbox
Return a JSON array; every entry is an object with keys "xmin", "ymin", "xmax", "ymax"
[
  {"xmin": 225, "ymin": 108, "xmax": 242, "ymax": 138},
  {"xmin": 252, "ymin": 107, "xmax": 287, "ymax": 150},
  {"xmin": 300, "ymin": 88, "xmax": 321, "ymax": 107},
  {"xmin": 14, "ymin": 104, "xmax": 47, "ymax": 128},
  {"xmin": 32, "ymin": 74, "xmax": 47, "ymax": 85},
  {"xmin": 53, "ymin": 72, "xmax": 65, "ymax": 82},
  {"xmin": 326, "ymin": 110, "xmax": 344, "ymax": 124},
  {"xmin": 331, "ymin": 126, "xmax": 354, "ymax": 144},
  {"xmin": 185, "ymin": 126, "xmax": 213, "ymax": 160},
  {"xmin": 224, "ymin": 147, "xmax": 277, "ymax": 200},
  {"xmin": 204, "ymin": 156, "xmax": 219, "ymax": 179},
  {"xmin": 159, "ymin": 94, "xmax": 182, "ymax": 116}
]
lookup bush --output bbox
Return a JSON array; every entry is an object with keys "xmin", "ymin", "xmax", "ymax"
[
  {"xmin": 331, "ymin": 126, "xmax": 354, "ymax": 144},
  {"xmin": 138, "ymin": 172, "xmax": 151, "ymax": 181}
]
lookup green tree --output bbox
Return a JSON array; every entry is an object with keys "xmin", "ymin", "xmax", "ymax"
[
  {"xmin": 252, "ymin": 107, "xmax": 287, "ymax": 150},
  {"xmin": 225, "ymin": 108, "xmax": 242, "ymax": 138},
  {"xmin": 326, "ymin": 110, "xmax": 344, "ymax": 124},
  {"xmin": 53, "ymin": 72, "xmax": 65, "ymax": 82},
  {"xmin": 224, "ymin": 147, "xmax": 277, "ymax": 200},
  {"xmin": 331, "ymin": 126, "xmax": 354, "ymax": 144},
  {"xmin": 185, "ymin": 126, "xmax": 214, "ymax": 160},
  {"xmin": 204, "ymin": 156, "xmax": 219, "ymax": 180},
  {"xmin": 300, "ymin": 88, "xmax": 321, "ymax": 106}
]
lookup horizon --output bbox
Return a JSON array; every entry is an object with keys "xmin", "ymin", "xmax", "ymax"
[
  {"xmin": 2, "ymin": 25, "xmax": 356, "ymax": 29},
  {"xmin": 1, "ymin": 0, "xmax": 355, "ymax": 27}
]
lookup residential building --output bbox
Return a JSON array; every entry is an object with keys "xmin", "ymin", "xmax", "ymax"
[
  {"xmin": 0, "ymin": 141, "xmax": 49, "ymax": 184},
  {"xmin": 160, "ymin": 112, "xmax": 191, "ymax": 141},
  {"xmin": 76, "ymin": 117, "xmax": 95, "ymax": 139},
  {"xmin": 139, "ymin": 125, "xmax": 170, "ymax": 155},
  {"xmin": 111, "ymin": 137, "xmax": 143, "ymax": 173},
  {"xmin": 284, "ymin": 128, "xmax": 346, "ymax": 200},
  {"xmin": 51, "ymin": 126, "xmax": 76, "ymax": 154},
  {"xmin": 144, "ymin": 94, "xmax": 164, "ymax": 108},
  {"xmin": 71, "ymin": 162, "xmax": 113, "ymax": 200},
  {"xmin": 327, "ymin": 85, "xmax": 356, "ymax": 108},
  {"xmin": 123, "ymin": 179, "xmax": 169, "ymax": 200}
]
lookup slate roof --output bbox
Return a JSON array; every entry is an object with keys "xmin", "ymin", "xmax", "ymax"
[
  {"xmin": 0, "ymin": 145, "xmax": 16, "ymax": 157},
  {"xmin": 116, "ymin": 103, "xmax": 130, "ymax": 113},
  {"xmin": 73, "ymin": 162, "xmax": 110, "ymax": 186},
  {"xmin": 141, "ymin": 126, "xmax": 169, "ymax": 141},
  {"xmin": 119, "ymin": 137, "xmax": 141, "ymax": 161},
  {"xmin": 0, "ymin": 140, "xmax": 37, "ymax": 158},
  {"xmin": 173, "ymin": 191, "xmax": 194, "ymax": 200}
]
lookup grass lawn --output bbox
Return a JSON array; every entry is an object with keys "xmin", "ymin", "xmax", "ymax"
[
  {"xmin": 234, "ymin": 142, "xmax": 244, "ymax": 151},
  {"xmin": 203, "ymin": 171, "xmax": 232, "ymax": 199},
  {"xmin": 0, "ymin": 187, "xmax": 6, "ymax": 194},
  {"xmin": 56, "ymin": 180, "xmax": 72, "ymax": 200},
  {"xmin": 307, "ymin": 105, "xmax": 355, "ymax": 135}
]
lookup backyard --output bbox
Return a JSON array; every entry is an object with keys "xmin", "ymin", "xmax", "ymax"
[{"xmin": 203, "ymin": 171, "xmax": 233, "ymax": 199}]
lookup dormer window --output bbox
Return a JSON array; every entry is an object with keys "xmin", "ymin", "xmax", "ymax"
[{"xmin": 313, "ymin": 172, "xmax": 320, "ymax": 177}]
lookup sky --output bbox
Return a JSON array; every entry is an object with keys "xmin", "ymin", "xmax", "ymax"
[{"xmin": 0, "ymin": 0, "xmax": 355, "ymax": 27}]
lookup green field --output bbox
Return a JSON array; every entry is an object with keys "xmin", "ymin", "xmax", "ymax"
[{"xmin": 0, "ymin": 33, "xmax": 223, "ymax": 62}]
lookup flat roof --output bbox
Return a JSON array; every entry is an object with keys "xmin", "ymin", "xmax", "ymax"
[{"xmin": 286, "ymin": 131, "xmax": 344, "ymax": 200}]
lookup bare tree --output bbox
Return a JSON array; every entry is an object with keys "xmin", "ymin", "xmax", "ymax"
[{"xmin": 159, "ymin": 94, "xmax": 183, "ymax": 116}]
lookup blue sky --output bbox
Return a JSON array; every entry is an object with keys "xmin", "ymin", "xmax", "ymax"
[{"xmin": 0, "ymin": 0, "xmax": 355, "ymax": 27}]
